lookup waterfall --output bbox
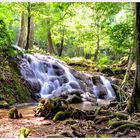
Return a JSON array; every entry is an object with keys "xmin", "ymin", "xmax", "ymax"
[
  {"xmin": 19, "ymin": 53, "xmax": 116, "ymax": 101},
  {"xmin": 100, "ymin": 75, "xmax": 115, "ymax": 99}
]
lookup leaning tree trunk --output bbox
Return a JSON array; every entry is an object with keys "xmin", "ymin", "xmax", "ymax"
[
  {"xmin": 121, "ymin": 40, "xmax": 135, "ymax": 91},
  {"xmin": 25, "ymin": 2, "xmax": 31, "ymax": 50},
  {"xmin": 131, "ymin": 2, "xmax": 140, "ymax": 112},
  {"xmin": 18, "ymin": 11, "xmax": 26, "ymax": 48}
]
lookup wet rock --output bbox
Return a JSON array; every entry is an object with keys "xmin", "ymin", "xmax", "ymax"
[
  {"xmin": 92, "ymin": 75, "xmax": 103, "ymax": 85},
  {"xmin": 54, "ymin": 68, "xmax": 64, "ymax": 76},
  {"xmin": 31, "ymin": 93, "xmax": 41, "ymax": 101},
  {"xmin": 97, "ymin": 86, "xmax": 108, "ymax": 99},
  {"xmin": 60, "ymin": 91, "xmax": 68, "ymax": 99},
  {"xmin": 26, "ymin": 79, "xmax": 41, "ymax": 93},
  {"xmin": 68, "ymin": 89, "xmax": 84, "ymax": 96},
  {"xmin": 19, "ymin": 60, "xmax": 35, "ymax": 78},
  {"xmin": 68, "ymin": 95, "xmax": 83, "ymax": 103},
  {"xmin": 69, "ymin": 81, "xmax": 80, "ymax": 89},
  {"xmin": 59, "ymin": 75, "xmax": 68, "ymax": 84},
  {"xmin": 81, "ymin": 92, "xmax": 97, "ymax": 102}
]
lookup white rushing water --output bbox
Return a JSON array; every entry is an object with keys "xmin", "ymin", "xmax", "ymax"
[
  {"xmin": 19, "ymin": 53, "xmax": 115, "ymax": 100},
  {"xmin": 20, "ymin": 53, "xmax": 81, "ymax": 99},
  {"xmin": 100, "ymin": 75, "xmax": 115, "ymax": 99}
]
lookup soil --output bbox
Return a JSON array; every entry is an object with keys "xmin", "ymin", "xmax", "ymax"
[{"xmin": 0, "ymin": 104, "xmax": 140, "ymax": 138}]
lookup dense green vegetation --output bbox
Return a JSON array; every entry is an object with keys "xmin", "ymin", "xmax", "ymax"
[{"xmin": 0, "ymin": 2, "xmax": 135, "ymax": 66}]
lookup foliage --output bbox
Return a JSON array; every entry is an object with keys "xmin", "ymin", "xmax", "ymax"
[
  {"xmin": 0, "ymin": 19, "xmax": 9, "ymax": 48},
  {"xmin": 0, "ymin": 2, "xmax": 134, "ymax": 65}
]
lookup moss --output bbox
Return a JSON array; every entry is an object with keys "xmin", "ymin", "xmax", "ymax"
[
  {"xmin": 108, "ymin": 117, "xmax": 118, "ymax": 126},
  {"xmin": 0, "ymin": 51, "xmax": 32, "ymax": 105},
  {"xmin": 35, "ymin": 97, "xmax": 72, "ymax": 120},
  {"xmin": 94, "ymin": 107, "xmax": 102, "ymax": 115},
  {"xmin": 63, "ymin": 118, "xmax": 77, "ymax": 125},
  {"xmin": 98, "ymin": 133, "xmax": 112, "ymax": 138},
  {"xmin": 19, "ymin": 127, "xmax": 30, "ymax": 138},
  {"xmin": 85, "ymin": 134, "xmax": 96, "ymax": 138},
  {"xmin": 8, "ymin": 107, "xmax": 19, "ymax": 119},
  {"xmin": 53, "ymin": 111, "xmax": 70, "ymax": 121},
  {"xmin": 126, "ymin": 97, "xmax": 134, "ymax": 114}
]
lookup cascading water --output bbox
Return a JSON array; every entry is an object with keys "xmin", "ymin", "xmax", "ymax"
[
  {"xmin": 100, "ymin": 75, "xmax": 115, "ymax": 99},
  {"xmin": 18, "ymin": 53, "xmax": 116, "ymax": 101}
]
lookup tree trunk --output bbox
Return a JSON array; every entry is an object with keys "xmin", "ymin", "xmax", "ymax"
[
  {"xmin": 25, "ymin": 2, "xmax": 31, "ymax": 50},
  {"xmin": 47, "ymin": 20, "xmax": 54, "ymax": 54},
  {"xmin": 18, "ymin": 12, "xmax": 26, "ymax": 48},
  {"xmin": 131, "ymin": 2, "xmax": 140, "ymax": 112},
  {"xmin": 57, "ymin": 28, "xmax": 64, "ymax": 56},
  {"xmin": 94, "ymin": 22, "xmax": 100, "ymax": 62},
  {"xmin": 121, "ymin": 46, "xmax": 135, "ymax": 90},
  {"xmin": 29, "ymin": 17, "xmax": 34, "ymax": 49}
]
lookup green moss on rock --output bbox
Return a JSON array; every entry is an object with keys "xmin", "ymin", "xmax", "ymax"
[
  {"xmin": 8, "ymin": 107, "xmax": 19, "ymax": 119},
  {"xmin": 19, "ymin": 127, "xmax": 30, "ymax": 138},
  {"xmin": 0, "ymin": 51, "xmax": 32, "ymax": 105}
]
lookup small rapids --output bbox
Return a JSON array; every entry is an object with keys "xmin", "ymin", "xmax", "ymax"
[{"xmin": 18, "ymin": 53, "xmax": 115, "ymax": 102}]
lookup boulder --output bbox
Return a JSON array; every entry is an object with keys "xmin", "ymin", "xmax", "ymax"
[
  {"xmin": 68, "ymin": 95, "xmax": 83, "ymax": 103},
  {"xmin": 26, "ymin": 79, "xmax": 41, "ymax": 93}
]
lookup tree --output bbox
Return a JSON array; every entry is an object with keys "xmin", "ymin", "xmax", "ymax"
[
  {"xmin": 29, "ymin": 16, "xmax": 34, "ymax": 49},
  {"xmin": 56, "ymin": 27, "xmax": 64, "ymax": 56},
  {"xmin": 17, "ymin": 11, "xmax": 26, "ymax": 48},
  {"xmin": 89, "ymin": 3, "xmax": 122, "ymax": 61},
  {"xmin": 131, "ymin": 2, "xmax": 140, "ymax": 112},
  {"xmin": 47, "ymin": 19, "xmax": 55, "ymax": 54},
  {"xmin": 25, "ymin": 2, "xmax": 31, "ymax": 50},
  {"xmin": 121, "ymin": 3, "xmax": 136, "ymax": 91}
]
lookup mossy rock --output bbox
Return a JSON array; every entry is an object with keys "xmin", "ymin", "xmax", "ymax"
[
  {"xmin": 8, "ymin": 107, "xmax": 19, "ymax": 119},
  {"xmin": 0, "ymin": 100, "xmax": 10, "ymax": 109},
  {"xmin": 19, "ymin": 127, "xmax": 30, "ymax": 138},
  {"xmin": 53, "ymin": 111, "xmax": 70, "ymax": 121},
  {"xmin": 0, "ymin": 50, "xmax": 33, "ymax": 105}
]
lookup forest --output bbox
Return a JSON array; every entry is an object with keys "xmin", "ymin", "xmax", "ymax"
[{"xmin": 0, "ymin": 2, "xmax": 140, "ymax": 138}]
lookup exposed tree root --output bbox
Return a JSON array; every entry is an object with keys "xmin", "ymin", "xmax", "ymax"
[
  {"xmin": 111, "ymin": 123, "xmax": 140, "ymax": 134},
  {"xmin": 109, "ymin": 120, "xmax": 140, "ymax": 128},
  {"xmin": 113, "ymin": 112, "xmax": 129, "ymax": 120},
  {"xmin": 114, "ymin": 128, "xmax": 130, "ymax": 137},
  {"xmin": 94, "ymin": 115, "xmax": 114, "ymax": 124}
]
